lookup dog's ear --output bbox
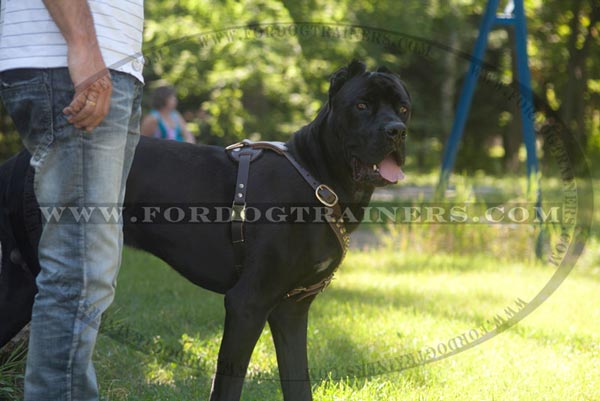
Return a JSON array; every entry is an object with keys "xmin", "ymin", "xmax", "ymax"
[
  {"xmin": 328, "ymin": 59, "xmax": 367, "ymax": 105},
  {"xmin": 328, "ymin": 67, "xmax": 348, "ymax": 103},
  {"xmin": 347, "ymin": 59, "xmax": 367, "ymax": 77}
]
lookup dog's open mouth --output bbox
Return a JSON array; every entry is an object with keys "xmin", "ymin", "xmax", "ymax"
[{"xmin": 352, "ymin": 149, "xmax": 405, "ymax": 186}]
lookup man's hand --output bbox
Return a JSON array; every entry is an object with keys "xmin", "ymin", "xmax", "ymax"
[
  {"xmin": 42, "ymin": 0, "xmax": 112, "ymax": 133},
  {"xmin": 62, "ymin": 44, "xmax": 112, "ymax": 132}
]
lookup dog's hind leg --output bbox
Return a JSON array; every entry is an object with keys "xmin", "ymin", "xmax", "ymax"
[{"xmin": 268, "ymin": 297, "xmax": 315, "ymax": 401}]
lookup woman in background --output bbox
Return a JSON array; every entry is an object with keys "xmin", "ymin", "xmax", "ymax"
[{"xmin": 141, "ymin": 85, "xmax": 196, "ymax": 144}]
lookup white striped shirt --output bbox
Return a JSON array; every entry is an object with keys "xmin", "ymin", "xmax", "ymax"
[{"xmin": 0, "ymin": 0, "xmax": 144, "ymax": 82}]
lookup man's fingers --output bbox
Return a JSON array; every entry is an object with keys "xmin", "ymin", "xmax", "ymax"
[
  {"xmin": 82, "ymin": 81, "xmax": 112, "ymax": 131},
  {"xmin": 76, "ymin": 88, "xmax": 112, "ymax": 132},
  {"xmin": 80, "ymin": 107, "xmax": 104, "ymax": 132},
  {"xmin": 65, "ymin": 75, "xmax": 111, "ymax": 115},
  {"xmin": 63, "ymin": 91, "xmax": 87, "ymax": 115},
  {"xmin": 67, "ymin": 96, "xmax": 97, "ymax": 127},
  {"xmin": 63, "ymin": 73, "xmax": 113, "ymax": 132},
  {"xmin": 99, "ymin": 85, "xmax": 111, "ymax": 119}
]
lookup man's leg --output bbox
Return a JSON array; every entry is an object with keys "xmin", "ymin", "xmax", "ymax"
[
  {"xmin": 114, "ymin": 78, "xmax": 143, "ymax": 271},
  {"xmin": 1, "ymin": 67, "xmax": 141, "ymax": 401}
]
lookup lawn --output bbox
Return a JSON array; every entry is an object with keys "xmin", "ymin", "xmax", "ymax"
[
  {"xmin": 2, "ymin": 173, "xmax": 597, "ymax": 400},
  {"xmin": 89, "ymin": 240, "xmax": 599, "ymax": 401}
]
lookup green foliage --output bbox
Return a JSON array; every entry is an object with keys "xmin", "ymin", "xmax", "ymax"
[
  {"xmin": 138, "ymin": 0, "xmax": 598, "ymax": 174},
  {"xmin": 0, "ymin": 0, "xmax": 598, "ymax": 174},
  {"xmin": 0, "ymin": 105, "xmax": 25, "ymax": 164},
  {"xmin": 0, "ymin": 337, "xmax": 27, "ymax": 401}
]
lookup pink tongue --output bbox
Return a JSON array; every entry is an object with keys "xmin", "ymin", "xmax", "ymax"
[{"xmin": 378, "ymin": 154, "xmax": 405, "ymax": 182}]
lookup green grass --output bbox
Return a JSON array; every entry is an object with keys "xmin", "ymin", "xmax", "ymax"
[
  {"xmin": 84, "ymin": 244, "xmax": 600, "ymax": 401},
  {"xmin": 2, "ymin": 173, "xmax": 597, "ymax": 400},
  {"xmin": 2, "ymin": 238, "xmax": 598, "ymax": 400},
  {"xmin": 0, "ymin": 339, "xmax": 27, "ymax": 401}
]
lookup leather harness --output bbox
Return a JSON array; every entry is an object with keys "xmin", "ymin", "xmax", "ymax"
[{"xmin": 225, "ymin": 139, "xmax": 350, "ymax": 301}]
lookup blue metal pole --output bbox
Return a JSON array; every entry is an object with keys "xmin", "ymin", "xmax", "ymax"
[
  {"xmin": 513, "ymin": 0, "xmax": 539, "ymax": 181},
  {"xmin": 437, "ymin": 0, "xmax": 501, "ymax": 196},
  {"xmin": 513, "ymin": 0, "xmax": 543, "ymax": 257}
]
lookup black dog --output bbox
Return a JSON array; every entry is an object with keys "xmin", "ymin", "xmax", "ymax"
[{"xmin": 0, "ymin": 60, "xmax": 411, "ymax": 401}]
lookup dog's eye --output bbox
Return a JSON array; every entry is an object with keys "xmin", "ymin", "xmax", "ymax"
[
  {"xmin": 399, "ymin": 106, "xmax": 409, "ymax": 114},
  {"xmin": 356, "ymin": 103, "xmax": 368, "ymax": 111}
]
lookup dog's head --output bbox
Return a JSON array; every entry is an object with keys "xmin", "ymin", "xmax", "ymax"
[{"xmin": 324, "ymin": 60, "xmax": 411, "ymax": 187}]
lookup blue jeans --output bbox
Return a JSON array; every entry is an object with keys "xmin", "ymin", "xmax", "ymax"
[{"xmin": 0, "ymin": 68, "xmax": 142, "ymax": 401}]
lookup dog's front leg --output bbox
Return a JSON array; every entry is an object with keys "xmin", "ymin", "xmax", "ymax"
[
  {"xmin": 268, "ymin": 296, "xmax": 315, "ymax": 401},
  {"xmin": 209, "ymin": 285, "xmax": 274, "ymax": 401}
]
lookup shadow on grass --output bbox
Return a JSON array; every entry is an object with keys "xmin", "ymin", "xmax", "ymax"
[
  {"xmin": 304, "ymin": 283, "xmax": 524, "ymax": 381},
  {"xmin": 321, "ymin": 280, "xmax": 510, "ymax": 324}
]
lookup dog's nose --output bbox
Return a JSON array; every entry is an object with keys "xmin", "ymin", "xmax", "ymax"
[{"xmin": 384, "ymin": 122, "xmax": 406, "ymax": 139}]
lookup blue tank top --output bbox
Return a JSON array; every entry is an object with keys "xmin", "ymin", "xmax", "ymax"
[{"xmin": 150, "ymin": 110, "xmax": 183, "ymax": 141}]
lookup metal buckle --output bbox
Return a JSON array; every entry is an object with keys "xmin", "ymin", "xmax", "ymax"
[
  {"xmin": 225, "ymin": 142, "xmax": 245, "ymax": 151},
  {"xmin": 231, "ymin": 203, "xmax": 246, "ymax": 222},
  {"xmin": 315, "ymin": 184, "xmax": 338, "ymax": 207}
]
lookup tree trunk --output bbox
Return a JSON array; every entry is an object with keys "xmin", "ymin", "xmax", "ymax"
[
  {"xmin": 440, "ymin": 30, "xmax": 458, "ymax": 136},
  {"xmin": 561, "ymin": 0, "xmax": 599, "ymax": 157},
  {"xmin": 503, "ymin": 27, "xmax": 522, "ymax": 173}
]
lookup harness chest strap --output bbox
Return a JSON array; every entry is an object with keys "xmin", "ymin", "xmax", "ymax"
[
  {"xmin": 226, "ymin": 139, "xmax": 350, "ymax": 301},
  {"xmin": 230, "ymin": 148, "xmax": 253, "ymax": 273}
]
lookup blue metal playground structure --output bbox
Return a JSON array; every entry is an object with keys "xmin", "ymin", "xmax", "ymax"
[
  {"xmin": 437, "ymin": 0, "xmax": 539, "ymax": 193},
  {"xmin": 436, "ymin": 0, "xmax": 543, "ymax": 256}
]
